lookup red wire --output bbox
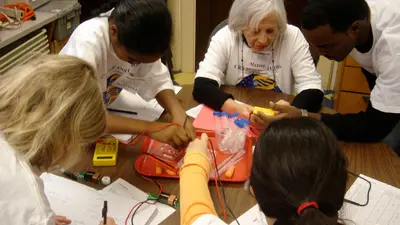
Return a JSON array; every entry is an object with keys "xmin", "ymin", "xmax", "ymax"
[
  {"xmin": 128, "ymin": 122, "xmax": 181, "ymax": 145},
  {"xmin": 207, "ymin": 146, "xmax": 227, "ymax": 221},
  {"xmin": 124, "ymin": 176, "xmax": 163, "ymax": 225},
  {"xmin": 128, "ymin": 123, "xmax": 228, "ymax": 221},
  {"xmin": 124, "ymin": 201, "xmax": 144, "ymax": 225},
  {"xmin": 124, "ymin": 123, "xmax": 181, "ymax": 224}
]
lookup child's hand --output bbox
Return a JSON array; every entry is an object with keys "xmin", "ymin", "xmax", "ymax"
[
  {"xmin": 222, "ymin": 99, "xmax": 253, "ymax": 119},
  {"xmin": 183, "ymin": 121, "xmax": 197, "ymax": 140},
  {"xmin": 172, "ymin": 116, "xmax": 196, "ymax": 141},
  {"xmin": 55, "ymin": 216, "xmax": 71, "ymax": 225},
  {"xmin": 99, "ymin": 217, "xmax": 117, "ymax": 225},
  {"xmin": 186, "ymin": 133, "xmax": 209, "ymax": 155},
  {"xmin": 149, "ymin": 124, "xmax": 190, "ymax": 149}
]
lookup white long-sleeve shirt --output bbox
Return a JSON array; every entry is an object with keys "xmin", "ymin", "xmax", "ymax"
[
  {"xmin": 0, "ymin": 134, "xmax": 55, "ymax": 225},
  {"xmin": 195, "ymin": 25, "xmax": 322, "ymax": 95}
]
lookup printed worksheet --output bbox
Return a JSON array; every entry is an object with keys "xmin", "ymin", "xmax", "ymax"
[
  {"xmin": 341, "ymin": 174, "xmax": 400, "ymax": 225},
  {"xmin": 230, "ymin": 204, "xmax": 268, "ymax": 225}
]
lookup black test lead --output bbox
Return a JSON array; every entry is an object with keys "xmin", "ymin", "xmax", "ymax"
[{"xmin": 103, "ymin": 200, "xmax": 107, "ymax": 225}]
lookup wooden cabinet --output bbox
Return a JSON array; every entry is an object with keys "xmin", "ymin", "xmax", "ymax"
[{"xmin": 334, "ymin": 56, "xmax": 371, "ymax": 114}]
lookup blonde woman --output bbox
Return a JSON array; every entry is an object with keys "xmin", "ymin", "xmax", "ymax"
[
  {"xmin": 0, "ymin": 55, "xmax": 107, "ymax": 224},
  {"xmin": 193, "ymin": 0, "xmax": 323, "ymax": 119}
]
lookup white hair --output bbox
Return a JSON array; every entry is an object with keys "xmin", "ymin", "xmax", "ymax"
[{"xmin": 228, "ymin": 0, "xmax": 287, "ymax": 34}]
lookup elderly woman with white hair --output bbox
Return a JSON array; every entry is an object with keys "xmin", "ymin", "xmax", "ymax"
[{"xmin": 193, "ymin": 0, "xmax": 323, "ymax": 119}]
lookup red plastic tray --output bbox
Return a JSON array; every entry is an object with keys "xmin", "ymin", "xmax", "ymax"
[{"xmin": 134, "ymin": 130, "xmax": 253, "ymax": 182}]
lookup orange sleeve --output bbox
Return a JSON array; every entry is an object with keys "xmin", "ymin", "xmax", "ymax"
[{"xmin": 180, "ymin": 151, "xmax": 217, "ymax": 225}]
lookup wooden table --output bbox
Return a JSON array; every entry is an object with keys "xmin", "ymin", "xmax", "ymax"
[{"xmin": 71, "ymin": 85, "xmax": 400, "ymax": 225}]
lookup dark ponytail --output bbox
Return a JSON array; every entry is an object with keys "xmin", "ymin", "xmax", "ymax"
[
  {"xmin": 296, "ymin": 207, "xmax": 339, "ymax": 225},
  {"xmin": 250, "ymin": 118, "xmax": 348, "ymax": 225}
]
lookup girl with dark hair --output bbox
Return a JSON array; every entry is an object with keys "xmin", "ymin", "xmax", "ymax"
[
  {"xmin": 178, "ymin": 118, "xmax": 348, "ymax": 225},
  {"xmin": 61, "ymin": 0, "xmax": 195, "ymax": 148}
]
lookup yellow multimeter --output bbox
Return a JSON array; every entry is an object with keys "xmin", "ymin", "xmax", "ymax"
[
  {"xmin": 253, "ymin": 106, "xmax": 276, "ymax": 116},
  {"xmin": 93, "ymin": 136, "xmax": 118, "ymax": 166}
]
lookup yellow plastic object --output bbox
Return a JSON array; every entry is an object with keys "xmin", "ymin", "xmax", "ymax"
[
  {"xmin": 253, "ymin": 106, "xmax": 276, "ymax": 116},
  {"xmin": 224, "ymin": 166, "xmax": 236, "ymax": 179},
  {"xmin": 93, "ymin": 136, "xmax": 118, "ymax": 166}
]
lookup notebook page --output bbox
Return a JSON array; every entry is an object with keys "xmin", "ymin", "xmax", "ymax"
[
  {"xmin": 102, "ymin": 178, "xmax": 176, "ymax": 225},
  {"xmin": 40, "ymin": 173, "xmax": 156, "ymax": 225}
]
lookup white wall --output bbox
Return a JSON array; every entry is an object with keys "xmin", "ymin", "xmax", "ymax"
[
  {"xmin": 168, "ymin": 0, "xmax": 196, "ymax": 73},
  {"xmin": 317, "ymin": 56, "xmax": 338, "ymax": 91}
]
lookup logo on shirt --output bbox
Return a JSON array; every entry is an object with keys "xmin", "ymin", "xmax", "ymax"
[
  {"xmin": 237, "ymin": 74, "xmax": 282, "ymax": 92},
  {"xmin": 103, "ymin": 74, "xmax": 122, "ymax": 105}
]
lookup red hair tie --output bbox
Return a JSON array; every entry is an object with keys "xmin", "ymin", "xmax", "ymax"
[{"xmin": 297, "ymin": 202, "xmax": 319, "ymax": 215}]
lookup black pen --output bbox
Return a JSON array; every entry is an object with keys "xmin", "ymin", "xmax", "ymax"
[
  {"xmin": 107, "ymin": 108, "xmax": 138, "ymax": 115},
  {"xmin": 102, "ymin": 201, "xmax": 107, "ymax": 225}
]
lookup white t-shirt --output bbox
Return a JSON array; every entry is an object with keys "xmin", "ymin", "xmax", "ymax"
[
  {"xmin": 0, "ymin": 134, "xmax": 55, "ymax": 225},
  {"xmin": 350, "ymin": 0, "xmax": 400, "ymax": 113},
  {"xmin": 60, "ymin": 14, "xmax": 174, "ymax": 105},
  {"xmin": 196, "ymin": 25, "xmax": 322, "ymax": 95}
]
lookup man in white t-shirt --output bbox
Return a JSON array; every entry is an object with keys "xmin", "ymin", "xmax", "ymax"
[
  {"xmin": 60, "ymin": 0, "xmax": 195, "ymax": 148},
  {"xmin": 257, "ymin": 0, "xmax": 400, "ymax": 153}
]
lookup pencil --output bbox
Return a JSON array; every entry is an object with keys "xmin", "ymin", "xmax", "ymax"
[{"xmin": 107, "ymin": 108, "xmax": 138, "ymax": 115}]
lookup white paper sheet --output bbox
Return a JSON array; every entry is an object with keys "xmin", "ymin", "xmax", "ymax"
[
  {"xmin": 186, "ymin": 104, "xmax": 204, "ymax": 118},
  {"xmin": 102, "ymin": 178, "xmax": 176, "ymax": 225},
  {"xmin": 230, "ymin": 204, "xmax": 268, "ymax": 225},
  {"xmin": 109, "ymin": 86, "xmax": 182, "ymax": 143},
  {"xmin": 40, "ymin": 173, "xmax": 157, "ymax": 225},
  {"xmin": 341, "ymin": 174, "xmax": 400, "ymax": 225}
]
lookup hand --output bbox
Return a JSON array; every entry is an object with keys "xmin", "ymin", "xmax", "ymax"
[
  {"xmin": 275, "ymin": 99, "xmax": 291, "ymax": 107},
  {"xmin": 55, "ymin": 216, "xmax": 71, "ymax": 225},
  {"xmin": 149, "ymin": 123, "xmax": 190, "ymax": 149},
  {"xmin": 250, "ymin": 111, "xmax": 288, "ymax": 130},
  {"xmin": 186, "ymin": 133, "xmax": 209, "ymax": 155},
  {"xmin": 221, "ymin": 99, "xmax": 253, "ymax": 119},
  {"xmin": 250, "ymin": 101, "xmax": 302, "ymax": 129},
  {"xmin": 99, "ymin": 217, "xmax": 117, "ymax": 225},
  {"xmin": 172, "ymin": 116, "xmax": 196, "ymax": 141},
  {"xmin": 269, "ymin": 101, "xmax": 302, "ymax": 118}
]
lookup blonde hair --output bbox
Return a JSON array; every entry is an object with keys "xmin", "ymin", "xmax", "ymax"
[
  {"xmin": 0, "ymin": 55, "xmax": 107, "ymax": 169},
  {"xmin": 228, "ymin": 0, "xmax": 287, "ymax": 34}
]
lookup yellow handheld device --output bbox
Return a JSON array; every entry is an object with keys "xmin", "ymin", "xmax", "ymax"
[
  {"xmin": 253, "ymin": 106, "xmax": 276, "ymax": 116},
  {"xmin": 93, "ymin": 136, "xmax": 118, "ymax": 166}
]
